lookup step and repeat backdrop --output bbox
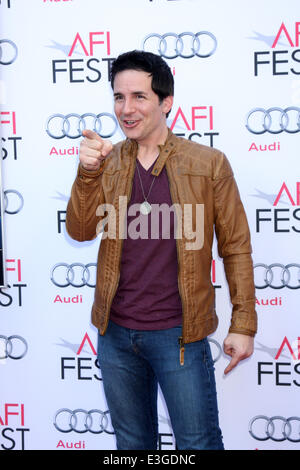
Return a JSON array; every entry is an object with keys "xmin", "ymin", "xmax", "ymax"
[{"xmin": 1, "ymin": 0, "xmax": 299, "ymax": 451}]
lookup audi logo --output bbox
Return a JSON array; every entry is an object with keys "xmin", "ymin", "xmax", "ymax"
[
  {"xmin": 0, "ymin": 335, "xmax": 28, "ymax": 360},
  {"xmin": 249, "ymin": 416, "xmax": 300, "ymax": 443},
  {"xmin": 246, "ymin": 107, "xmax": 300, "ymax": 134},
  {"xmin": 54, "ymin": 408, "xmax": 114, "ymax": 434},
  {"xmin": 51, "ymin": 263, "xmax": 97, "ymax": 288},
  {"xmin": 254, "ymin": 263, "xmax": 300, "ymax": 289},
  {"xmin": 0, "ymin": 39, "xmax": 18, "ymax": 65},
  {"xmin": 142, "ymin": 31, "xmax": 217, "ymax": 59},
  {"xmin": 3, "ymin": 190, "xmax": 24, "ymax": 214},
  {"xmin": 208, "ymin": 338, "xmax": 222, "ymax": 363},
  {"xmin": 46, "ymin": 113, "xmax": 118, "ymax": 139}
]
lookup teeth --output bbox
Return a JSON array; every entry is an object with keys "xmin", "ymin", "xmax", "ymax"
[{"xmin": 125, "ymin": 121, "xmax": 135, "ymax": 124}]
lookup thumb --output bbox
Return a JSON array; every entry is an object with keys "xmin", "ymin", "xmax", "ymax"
[
  {"xmin": 82, "ymin": 129, "xmax": 102, "ymax": 141},
  {"xmin": 224, "ymin": 354, "xmax": 239, "ymax": 375}
]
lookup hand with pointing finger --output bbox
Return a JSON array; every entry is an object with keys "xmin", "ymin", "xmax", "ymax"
[
  {"xmin": 223, "ymin": 333, "xmax": 254, "ymax": 375},
  {"xmin": 80, "ymin": 129, "xmax": 113, "ymax": 171}
]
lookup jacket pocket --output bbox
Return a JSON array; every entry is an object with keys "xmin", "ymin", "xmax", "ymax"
[{"xmin": 177, "ymin": 166, "xmax": 210, "ymax": 177}]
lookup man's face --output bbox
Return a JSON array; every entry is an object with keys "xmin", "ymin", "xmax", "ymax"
[{"xmin": 113, "ymin": 69, "xmax": 173, "ymax": 146}]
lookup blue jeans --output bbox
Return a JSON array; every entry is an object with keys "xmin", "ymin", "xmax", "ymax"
[{"xmin": 97, "ymin": 321, "xmax": 224, "ymax": 450}]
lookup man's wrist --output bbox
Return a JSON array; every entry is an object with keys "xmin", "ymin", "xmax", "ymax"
[{"xmin": 78, "ymin": 161, "xmax": 105, "ymax": 178}]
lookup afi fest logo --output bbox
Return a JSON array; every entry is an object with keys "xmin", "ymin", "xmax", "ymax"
[
  {"xmin": 255, "ymin": 181, "xmax": 300, "ymax": 233},
  {"xmin": 257, "ymin": 336, "xmax": 300, "ymax": 387},
  {"xmin": 1, "ymin": 111, "xmax": 23, "ymax": 161},
  {"xmin": 0, "ymin": 258, "xmax": 27, "ymax": 307},
  {"xmin": 58, "ymin": 332, "xmax": 101, "ymax": 382},
  {"xmin": 50, "ymin": 31, "xmax": 114, "ymax": 84},
  {"xmin": 253, "ymin": 21, "xmax": 300, "ymax": 76},
  {"xmin": 0, "ymin": 404, "xmax": 29, "ymax": 450},
  {"xmin": 168, "ymin": 105, "xmax": 219, "ymax": 147}
]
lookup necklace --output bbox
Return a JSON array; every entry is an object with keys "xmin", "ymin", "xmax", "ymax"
[{"xmin": 136, "ymin": 159, "xmax": 158, "ymax": 215}]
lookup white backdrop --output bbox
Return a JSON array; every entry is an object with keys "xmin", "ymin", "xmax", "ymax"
[{"xmin": 1, "ymin": 0, "xmax": 300, "ymax": 451}]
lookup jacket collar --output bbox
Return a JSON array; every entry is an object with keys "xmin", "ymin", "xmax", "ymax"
[
  {"xmin": 152, "ymin": 128, "xmax": 176, "ymax": 176},
  {"xmin": 123, "ymin": 128, "xmax": 176, "ymax": 176}
]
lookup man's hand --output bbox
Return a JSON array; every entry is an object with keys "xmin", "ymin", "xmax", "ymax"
[
  {"xmin": 80, "ymin": 129, "xmax": 113, "ymax": 171},
  {"xmin": 223, "ymin": 333, "xmax": 254, "ymax": 375}
]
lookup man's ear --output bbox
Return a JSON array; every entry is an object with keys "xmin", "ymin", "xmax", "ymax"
[{"xmin": 162, "ymin": 95, "xmax": 174, "ymax": 115}]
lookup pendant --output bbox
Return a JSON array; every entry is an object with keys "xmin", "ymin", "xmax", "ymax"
[{"xmin": 140, "ymin": 201, "xmax": 152, "ymax": 215}]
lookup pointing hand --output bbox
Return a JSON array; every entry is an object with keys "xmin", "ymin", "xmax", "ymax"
[{"xmin": 79, "ymin": 129, "xmax": 113, "ymax": 171}]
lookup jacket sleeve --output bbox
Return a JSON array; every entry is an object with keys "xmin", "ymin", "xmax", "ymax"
[
  {"xmin": 66, "ymin": 163, "xmax": 105, "ymax": 242},
  {"xmin": 213, "ymin": 152, "xmax": 257, "ymax": 337}
]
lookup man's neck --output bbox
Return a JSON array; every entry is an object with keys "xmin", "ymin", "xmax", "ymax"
[
  {"xmin": 137, "ymin": 127, "xmax": 168, "ymax": 170},
  {"xmin": 137, "ymin": 149, "xmax": 159, "ymax": 170}
]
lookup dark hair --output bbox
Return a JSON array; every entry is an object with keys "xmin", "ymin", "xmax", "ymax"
[{"xmin": 110, "ymin": 50, "xmax": 174, "ymax": 117}]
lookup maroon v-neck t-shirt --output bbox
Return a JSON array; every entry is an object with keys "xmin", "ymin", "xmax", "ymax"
[{"xmin": 110, "ymin": 158, "xmax": 182, "ymax": 330}]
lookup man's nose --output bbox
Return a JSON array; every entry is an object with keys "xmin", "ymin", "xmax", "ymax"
[{"xmin": 122, "ymin": 98, "xmax": 135, "ymax": 114}]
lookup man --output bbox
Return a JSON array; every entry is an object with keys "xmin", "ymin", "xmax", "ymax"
[{"xmin": 66, "ymin": 50, "xmax": 257, "ymax": 450}]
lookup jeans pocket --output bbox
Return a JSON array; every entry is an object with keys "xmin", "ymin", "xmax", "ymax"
[
  {"xmin": 202, "ymin": 338, "xmax": 215, "ymax": 380},
  {"xmin": 97, "ymin": 331, "xmax": 105, "ymax": 363}
]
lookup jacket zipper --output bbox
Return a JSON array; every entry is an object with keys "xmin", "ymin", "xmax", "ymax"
[
  {"xmin": 166, "ymin": 162, "xmax": 186, "ymax": 366},
  {"xmin": 102, "ymin": 154, "xmax": 186, "ymax": 366},
  {"xmin": 178, "ymin": 336, "xmax": 185, "ymax": 366},
  {"xmin": 102, "ymin": 157, "xmax": 137, "ymax": 335}
]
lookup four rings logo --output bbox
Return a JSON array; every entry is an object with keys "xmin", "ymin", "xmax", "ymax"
[
  {"xmin": 208, "ymin": 338, "xmax": 222, "ymax": 363},
  {"xmin": 254, "ymin": 263, "xmax": 300, "ymax": 289},
  {"xmin": 249, "ymin": 416, "xmax": 300, "ymax": 443},
  {"xmin": 246, "ymin": 107, "xmax": 300, "ymax": 134},
  {"xmin": 51, "ymin": 263, "xmax": 97, "ymax": 288},
  {"xmin": 3, "ymin": 190, "xmax": 24, "ymax": 214},
  {"xmin": 54, "ymin": 408, "xmax": 114, "ymax": 434},
  {"xmin": 0, "ymin": 335, "xmax": 28, "ymax": 360},
  {"xmin": 142, "ymin": 32, "xmax": 217, "ymax": 59},
  {"xmin": 0, "ymin": 39, "xmax": 18, "ymax": 65},
  {"xmin": 46, "ymin": 113, "xmax": 118, "ymax": 139}
]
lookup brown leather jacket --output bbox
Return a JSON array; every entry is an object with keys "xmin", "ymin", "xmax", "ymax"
[{"xmin": 66, "ymin": 130, "xmax": 257, "ymax": 346}]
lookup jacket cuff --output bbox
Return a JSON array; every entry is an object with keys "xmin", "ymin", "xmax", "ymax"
[
  {"xmin": 77, "ymin": 162, "xmax": 105, "ymax": 179},
  {"xmin": 228, "ymin": 327, "xmax": 257, "ymax": 337}
]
